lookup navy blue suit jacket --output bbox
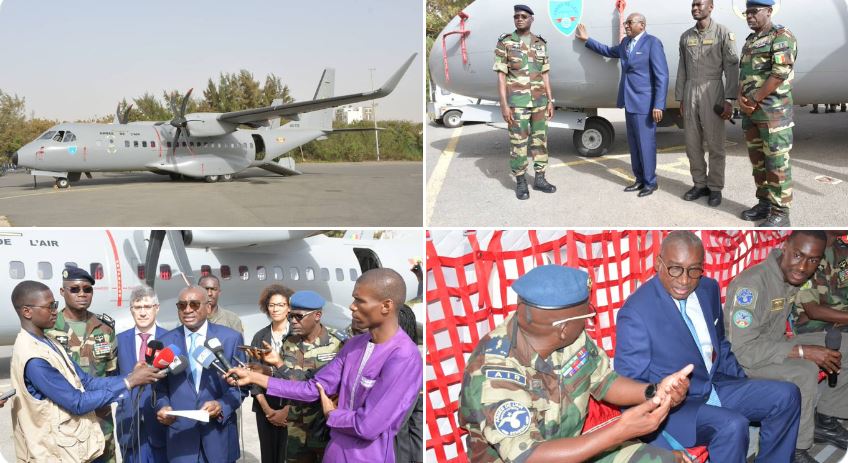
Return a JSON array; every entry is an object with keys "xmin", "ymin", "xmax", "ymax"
[
  {"xmin": 155, "ymin": 323, "xmax": 246, "ymax": 463},
  {"xmin": 115, "ymin": 326, "xmax": 169, "ymax": 455},
  {"xmin": 615, "ymin": 276, "xmax": 746, "ymax": 447},
  {"xmin": 585, "ymin": 33, "xmax": 669, "ymax": 114}
]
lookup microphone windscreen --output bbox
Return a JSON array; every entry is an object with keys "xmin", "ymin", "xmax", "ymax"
[
  {"xmin": 152, "ymin": 348, "xmax": 176, "ymax": 369},
  {"xmin": 826, "ymin": 326, "xmax": 842, "ymax": 351},
  {"xmin": 192, "ymin": 345, "xmax": 217, "ymax": 369},
  {"xmin": 168, "ymin": 355, "xmax": 189, "ymax": 375},
  {"xmin": 145, "ymin": 340, "xmax": 165, "ymax": 364}
]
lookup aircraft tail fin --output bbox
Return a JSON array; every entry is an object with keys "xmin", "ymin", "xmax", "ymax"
[{"xmin": 284, "ymin": 69, "xmax": 335, "ymax": 132}]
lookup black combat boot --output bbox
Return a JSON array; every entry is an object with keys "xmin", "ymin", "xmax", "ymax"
[
  {"xmin": 532, "ymin": 172, "xmax": 556, "ymax": 193},
  {"xmin": 515, "ymin": 175, "xmax": 529, "ymax": 200},
  {"xmin": 740, "ymin": 200, "xmax": 770, "ymax": 221},
  {"xmin": 758, "ymin": 208, "xmax": 790, "ymax": 227},
  {"xmin": 793, "ymin": 448, "xmax": 818, "ymax": 463},
  {"xmin": 814, "ymin": 411, "xmax": 848, "ymax": 449}
]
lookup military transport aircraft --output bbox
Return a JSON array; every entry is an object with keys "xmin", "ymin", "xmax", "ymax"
[
  {"xmin": 11, "ymin": 54, "xmax": 417, "ymax": 188},
  {"xmin": 430, "ymin": 0, "xmax": 848, "ymax": 155},
  {"xmin": 0, "ymin": 229, "xmax": 423, "ymax": 344}
]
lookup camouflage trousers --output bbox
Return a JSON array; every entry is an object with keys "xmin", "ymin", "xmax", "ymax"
[
  {"xmin": 93, "ymin": 412, "xmax": 116, "ymax": 463},
  {"xmin": 592, "ymin": 441, "xmax": 677, "ymax": 463},
  {"xmin": 509, "ymin": 106, "xmax": 548, "ymax": 176},
  {"xmin": 743, "ymin": 117, "xmax": 793, "ymax": 210}
]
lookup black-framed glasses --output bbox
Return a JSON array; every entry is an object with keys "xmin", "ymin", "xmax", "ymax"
[
  {"xmin": 67, "ymin": 286, "xmax": 94, "ymax": 294},
  {"xmin": 25, "ymin": 301, "xmax": 60, "ymax": 311},
  {"xmin": 176, "ymin": 300, "xmax": 203, "ymax": 312},
  {"xmin": 288, "ymin": 311, "xmax": 316, "ymax": 322},
  {"xmin": 513, "ymin": 14, "xmax": 530, "ymax": 20},
  {"xmin": 658, "ymin": 256, "xmax": 704, "ymax": 279}
]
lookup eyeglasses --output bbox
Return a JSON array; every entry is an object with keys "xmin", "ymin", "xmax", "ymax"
[
  {"xmin": 66, "ymin": 286, "xmax": 94, "ymax": 294},
  {"xmin": 268, "ymin": 302, "xmax": 289, "ymax": 309},
  {"xmin": 658, "ymin": 257, "xmax": 704, "ymax": 279},
  {"xmin": 25, "ymin": 301, "xmax": 60, "ymax": 311},
  {"xmin": 513, "ymin": 14, "xmax": 530, "ymax": 20},
  {"xmin": 551, "ymin": 304, "xmax": 597, "ymax": 327},
  {"xmin": 624, "ymin": 19, "xmax": 644, "ymax": 25},
  {"xmin": 131, "ymin": 304, "xmax": 158, "ymax": 312},
  {"xmin": 744, "ymin": 7, "xmax": 767, "ymax": 16},
  {"xmin": 176, "ymin": 300, "xmax": 204, "ymax": 311},
  {"xmin": 288, "ymin": 311, "xmax": 316, "ymax": 322}
]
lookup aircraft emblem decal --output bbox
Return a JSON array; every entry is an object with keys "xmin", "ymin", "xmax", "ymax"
[
  {"xmin": 549, "ymin": 0, "xmax": 583, "ymax": 37},
  {"xmin": 105, "ymin": 135, "xmax": 117, "ymax": 154},
  {"xmin": 732, "ymin": 0, "xmax": 780, "ymax": 19},
  {"xmin": 68, "ymin": 146, "xmax": 78, "ymax": 155}
]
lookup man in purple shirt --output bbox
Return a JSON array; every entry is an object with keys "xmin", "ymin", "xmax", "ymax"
[{"xmin": 228, "ymin": 268, "xmax": 423, "ymax": 463}]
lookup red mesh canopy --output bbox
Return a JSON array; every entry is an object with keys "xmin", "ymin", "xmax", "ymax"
[{"xmin": 426, "ymin": 230, "xmax": 789, "ymax": 462}]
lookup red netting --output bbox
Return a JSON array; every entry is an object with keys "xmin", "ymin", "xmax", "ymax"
[{"xmin": 426, "ymin": 230, "xmax": 789, "ymax": 462}]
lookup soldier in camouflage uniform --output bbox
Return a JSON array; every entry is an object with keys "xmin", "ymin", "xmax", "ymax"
[
  {"xmin": 794, "ymin": 231, "xmax": 848, "ymax": 332},
  {"xmin": 737, "ymin": 0, "xmax": 798, "ymax": 227},
  {"xmin": 494, "ymin": 4, "xmax": 556, "ymax": 200},
  {"xmin": 723, "ymin": 231, "xmax": 848, "ymax": 462},
  {"xmin": 45, "ymin": 267, "xmax": 118, "ymax": 463},
  {"xmin": 277, "ymin": 291, "xmax": 344, "ymax": 463},
  {"xmin": 459, "ymin": 265, "xmax": 693, "ymax": 463}
]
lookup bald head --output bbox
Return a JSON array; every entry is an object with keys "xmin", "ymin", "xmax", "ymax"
[
  {"xmin": 660, "ymin": 231, "xmax": 704, "ymax": 258},
  {"xmin": 357, "ymin": 268, "xmax": 407, "ymax": 310}
]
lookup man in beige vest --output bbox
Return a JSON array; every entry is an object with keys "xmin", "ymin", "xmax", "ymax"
[
  {"xmin": 199, "ymin": 275, "xmax": 244, "ymax": 334},
  {"xmin": 9, "ymin": 280, "xmax": 163, "ymax": 463}
]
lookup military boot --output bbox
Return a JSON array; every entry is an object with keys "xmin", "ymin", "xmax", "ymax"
[
  {"xmin": 532, "ymin": 172, "xmax": 556, "ymax": 193},
  {"xmin": 793, "ymin": 448, "xmax": 818, "ymax": 463},
  {"xmin": 741, "ymin": 200, "xmax": 770, "ymax": 221},
  {"xmin": 758, "ymin": 208, "xmax": 790, "ymax": 228},
  {"xmin": 515, "ymin": 175, "xmax": 529, "ymax": 200},
  {"xmin": 814, "ymin": 412, "xmax": 848, "ymax": 449}
]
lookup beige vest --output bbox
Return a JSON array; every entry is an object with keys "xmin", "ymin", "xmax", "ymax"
[{"xmin": 10, "ymin": 329, "xmax": 105, "ymax": 462}]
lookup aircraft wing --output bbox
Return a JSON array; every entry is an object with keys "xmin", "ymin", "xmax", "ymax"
[{"xmin": 217, "ymin": 53, "xmax": 416, "ymax": 126}]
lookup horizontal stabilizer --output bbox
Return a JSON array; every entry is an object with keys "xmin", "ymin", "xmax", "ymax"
[
  {"xmin": 259, "ymin": 157, "xmax": 301, "ymax": 176},
  {"xmin": 330, "ymin": 127, "xmax": 386, "ymax": 132}
]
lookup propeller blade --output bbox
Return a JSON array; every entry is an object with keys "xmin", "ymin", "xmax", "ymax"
[
  {"xmin": 115, "ymin": 104, "xmax": 122, "ymax": 124},
  {"xmin": 180, "ymin": 88, "xmax": 193, "ymax": 116},
  {"xmin": 167, "ymin": 230, "xmax": 194, "ymax": 286},
  {"xmin": 122, "ymin": 104, "xmax": 133, "ymax": 124},
  {"xmin": 173, "ymin": 127, "xmax": 182, "ymax": 154},
  {"xmin": 169, "ymin": 94, "xmax": 179, "ymax": 120},
  {"xmin": 144, "ymin": 230, "xmax": 166, "ymax": 288}
]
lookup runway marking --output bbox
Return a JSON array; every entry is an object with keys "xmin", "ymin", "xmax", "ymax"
[
  {"xmin": 426, "ymin": 127, "xmax": 463, "ymax": 224},
  {"xmin": 656, "ymin": 157, "xmax": 693, "ymax": 176}
]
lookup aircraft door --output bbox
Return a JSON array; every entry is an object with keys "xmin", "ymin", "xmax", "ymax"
[
  {"xmin": 353, "ymin": 248, "xmax": 382, "ymax": 273},
  {"xmin": 251, "ymin": 134, "xmax": 266, "ymax": 161}
]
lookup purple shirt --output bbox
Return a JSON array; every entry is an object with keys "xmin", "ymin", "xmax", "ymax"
[{"xmin": 266, "ymin": 328, "xmax": 422, "ymax": 463}]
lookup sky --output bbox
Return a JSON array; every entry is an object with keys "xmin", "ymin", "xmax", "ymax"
[{"xmin": 0, "ymin": 0, "xmax": 423, "ymax": 122}]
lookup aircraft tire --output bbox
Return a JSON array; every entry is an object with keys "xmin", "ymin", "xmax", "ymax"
[
  {"xmin": 55, "ymin": 177, "xmax": 70, "ymax": 189},
  {"xmin": 221, "ymin": 174, "xmax": 234, "ymax": 182},
  {"xmin": 573, "ymin": 117, "xmax": 613, "ymax": 157},
  {"xmin": 169, "ymin": 173, "xmax": 182, "ymax": 181},
  {"xmin": 204, "ymin": 175, "xmax": 220, "ymax": 183},
  {"xmin": 442, "ymin": 110, "xmax": 463, "ymax": 129}
]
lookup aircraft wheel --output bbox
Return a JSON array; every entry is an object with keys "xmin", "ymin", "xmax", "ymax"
[
  {"xmin": 169, "ymin": 173, "xmax": 182, "ymax": 181},
  {"xmin": 573, "ymin": 117, "xmax": 614, "ymax": 157},
  {"xmin": 55, "ymin": 177, "xmax": 70, "ymax": 189},
  {"xmin": 204, "ymin": 175, "xmax": 220, "ymax": 183},
  {"xmin": 442, "ymin": 110, "xmax": 463, "ymax": 128},
  {"xmin": 221, "ymin": 174, "xmax": 234, "ymax": 182}
]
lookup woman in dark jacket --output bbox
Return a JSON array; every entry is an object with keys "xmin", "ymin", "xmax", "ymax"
[{"xmin": 250, "ymin": 284, "xmax": 294, "ymax": 463}]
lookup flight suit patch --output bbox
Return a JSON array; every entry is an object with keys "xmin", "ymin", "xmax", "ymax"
[
  {"xmin": 494, "ymin": 401, "xmax": 531, "ymax": 437},
  {"xmin": 687, "ymin": 38, "xmax": 699, "ymax": 47},
  {"xmin": 770, "ymin": 298, "xmax": 785, "ymax": 312},
  {"xmin": 733, "ymin": 309, "xmax": 753, "ymax": 329},
  {"xmin": 702, "ymin": 39, "xmax": 715, "ymax": 45},
  {"xmin": 484, "ymin": 368, "xmax": 527, "ymax": 387},
  {"xmin": 735, "ymin": 288, "xmax": 755, "ymax": 306}
]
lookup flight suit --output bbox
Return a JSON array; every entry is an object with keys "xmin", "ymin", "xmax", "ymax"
[
  {"xmin": 459, "ymin": 313, "xmax": 676, "ymax": 463},
  {"xmin": 45, "ymin": 309, "xmax": 118, "ymax": 463},
  {"xmin": 739, "ymin": 24, "xmax": 798, "ymax": 211},
  {"xmin": 724, "ymin": 250, "xmax": 848, "ymax": 449},
  {"xmin": 794, "ymin": 239, "xmax": 848, "ymax": 332},
  {"xmin": 676, "ymin": 20, "xmax": 739, "ymax": 192},
  {"xmin": 494, "ymin": 31, "xmax": 551, "ymax": 177},
  {"xmin": 279, "ymin": 325, "xmax": 344, "ymax": 462}
]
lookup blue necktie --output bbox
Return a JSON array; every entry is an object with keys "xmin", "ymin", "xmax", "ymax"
[
  {"xmin": 627, "ymin": 38, "xmax": 635, "ymax": 55},
  {"xmin": 678, "ymin": 299, "xmax": 722, "ymax": 406},
  {"xmin": 189, "ymin": 332, "xmax": 200, "ymax": 391}
]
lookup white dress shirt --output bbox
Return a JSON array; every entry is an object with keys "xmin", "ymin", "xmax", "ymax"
[{"xmin": 682, "ymin": 292, "xmax": 715, "ymax": 372}]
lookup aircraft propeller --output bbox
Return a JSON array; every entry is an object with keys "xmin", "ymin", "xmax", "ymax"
[
  {"xmin": 144, "ymin": 230, "xmax": 195, "ymax": 289},
  {"xmin": 115, "ymin": 103, "xmax": 133, "ymax": 124}
]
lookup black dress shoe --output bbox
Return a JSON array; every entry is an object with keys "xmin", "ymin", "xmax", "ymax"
[
  {"xmin": 741, "ymin": 201, "xmax": 770, "ymax": 221},
  {"xmin": 683, "ymin": 186, "xmax": 709, "ymax": 201},
  {"xmin": 793, "ymin": 448, "xmax": 818, "ymax": 463},
  {"xmin": 624, "ymin": 182, "xmax": 644, "ymax": 192},
  {"xmin": 814, "ymin": 412, "xmax": 848, "ymax": 449},
  {"xmin": 708, "ymin": 191, "xmax": 722, "ymax": 207},
  {"xmin": 637, "ymin": 185, "xmax": 657, "ymax": 197}
]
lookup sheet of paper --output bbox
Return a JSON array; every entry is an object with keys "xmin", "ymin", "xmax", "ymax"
[{"xmin": 164, "ymin": 409, "xmax": 210, "ymax": 423}]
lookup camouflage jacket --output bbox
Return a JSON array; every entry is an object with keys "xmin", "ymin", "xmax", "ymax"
[
  {"xmin": 739, "ymin": 24, "xmax": 797, "ymax": 126},
  {"xmin": 279, "ymin": 325, "xmax": 344, "ymax": 449},
  {"xmin": 459, "ymin": 313, "xmax": 619, "ymax": 463},
  {"xmin": 794, "ymin": 240, "xmax": 848, "ymax": 332},
  {"xmin": 494, "ymin": 31, "xmax": 551, "ymax": 108},
  {"xmin": 45, "ymin": 309, "xmax": 117, "ymax": 376}
]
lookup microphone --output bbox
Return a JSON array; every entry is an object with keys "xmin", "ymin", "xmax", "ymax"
[
  {"xmin": 167, "ymin": 355, "xmax": 189, "ymax": 375},
  {"xmin": 151, "ymin": 345, "xmax": 179, "ymax": 370},
  {"xmin": 204, "ymin": 338, "xmax": 233, "ymax": 371},
  {"xmin": 145, "ymin": 340, "xmax": 164, "ymax": 365},
  {"xmin": 825, "ymin": 326, "xmax": 842, "ymax": 388},
  {"xmin": 192, "ymin": 345, "xmax": 228, "ymax": 376}
]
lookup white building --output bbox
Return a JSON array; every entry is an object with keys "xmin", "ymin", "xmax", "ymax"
[{"xmin": 336, "ymin": 105, "xmax": 375, "ymax": 124}]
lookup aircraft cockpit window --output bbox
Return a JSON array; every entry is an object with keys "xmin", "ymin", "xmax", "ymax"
[
  {"xmin": 200, "ymin": 265, "xmax": 212, "ymax": 277},
  {"xmin": 239, "ymin": 266, "xmax": 249, "ymax": 281},
  {"xmin": 9, "ymin": 261, "xmax": 25, "ymax": 279},
  {"xmin": 305, "ymin": 267, "xmax": 315, "ymax": 281},
  {"xmin": 221, "ymin": 265, "xmax": 231, "ymax": 280},
  {"xmin": 289, "ymin": 267, "xmax": 300, "ymax": 281},
  {"xmin": 273, "ymin": 266, "xmax": 283, "ymax": 281},
  {"xmin": 257, "ymin": 266, "xmax": 267, "ymax": 281},
  {"xmin": 38, "ymin": 262, "xmax": 53, "ymax": 280},
  {"xmin": 159, "ymin": 264, "xmax": 171, "ymax": 281},
  {"xmin": 335, "ymin": 268, "xmax": 344, "ymax": 281},
  {"xmin": 39, "ymin": 131, "xmax": 57, "ymax": 140},
  {"xmin": 52, "ymin": 131, "xmax": 65, "ymax": 142},
  {"xmin": 350, "ymin": 268, "xmax": 358, "ymax": 281},
  {"xmin": 320, "ymin": 268, "xmax": 330, "ymax": 282},
  {"xmin": 90, "ymin": 263, "xmax": 104, "ymax": 280},
  {"xmin": 62, "ymin": 132, "xmax": 76, "ymax": 143}
]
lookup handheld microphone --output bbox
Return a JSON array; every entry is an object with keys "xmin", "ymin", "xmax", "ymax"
[
  {"xmin": 825, "ymin": 326, "xmax": 842, "ymax": 388},
  {"xmin": 151, "ymin": 346, "xmax": 178, "ymax": 370},
  {"xmin": 168, "ymin": 355, "xmax": 189, "ymax": 375},
  {"xmin": 192, "ymin": 345, "xmax": 228, "ymax": 376},
  {"xmin": 144, "ymin": 340, "xmax": 164, "ymax": 365},
  {"xmin": 204, "ymin": 338, "xmax": 233, "ymax": 371}
]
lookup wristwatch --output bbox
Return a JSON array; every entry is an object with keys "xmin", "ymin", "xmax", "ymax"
[{"xmin": 644, "ymin": 383, "xmax": 657, "ymax": 400}]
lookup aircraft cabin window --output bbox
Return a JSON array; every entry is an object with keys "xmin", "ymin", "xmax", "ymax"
[
  {"xmin": 204, "ymin": 142, "xmax": 209, "ymax": 147},
  {"xmin": 239, "ymin": 265, "xmax": 249, "ymax": 281},
  {"xmin": 221, "ymin": 265, "xmax": 231, "ymax": 280},
  {"xmin": 289, "ymin": 267, "xmax": 300, "ymax": 281},
  {"xmin": 159, "ymin": 264, "xmax": 171, "ymax": 281},
  {"xmin": 142, "ymin": 141, "xmax": 148, "ymax": 148},
  {"xmin": 350, "ymin": 268, "xmax": 358, "ymax": 280},
  {"xmin": 62, "ymin": 132, "xmax": 76, "ymax": 143},
  {"xmin": 167, "ymin": 142, "xmax": 172, "ymax": 148},
  {"xmin": 273, "ymin": 266, "xmax": 283, "ymax": 281},
  {"xmin": 190, "ymin": 142, "xmax": 195, "ymax": 147},
  {"xmin": 321, "ymin": 268, "xmax": 330, "ymax": 282},
  {"xmin": 137, "ymin": 264, "xmax": 145, "ymax": 280},
  {"xmin": 9, "ymin": 261, "xmax": 25, "ymax": 279},
  {"xmin": 52, "ymin": 131, "xmax": 65, "ymax": 142},
  {"xmin": 335, "ymin": 268, "xmax": 344, "ymax": 281},
  {"xmin": 305, "ymin": 267, "xmax": 315, "ymax": 281},
  {"xmin": 200, "ymin": 265, "xmax": 212, "ymax": 277},
  {"xmin": 133, "ymin": 141, "xmax": 139, "ymax": 148},
  {"xmin": 150, "ymin": 141, "xmax": 156, "ymax": 148},
  {"xmin": 38, "ymin": 262, "xmax": 53, "ymax": 280},
  {"xmin": 257, "ymin": 266, "xmax": 267, "ymax": 281},
  {"xmin": 90, "ymin": 263, "xmax": 104, "ymax": 280},
  {"xmin": 125, "ymin": 141, "xmax": 130, "ymax": 148},
  {"xmin": 182, "ymin": 142, "xmax": 187, "ymax": 147},
  {"xmin": 39, "ymin": 131, "xmax": 57, "ymax": 140}
]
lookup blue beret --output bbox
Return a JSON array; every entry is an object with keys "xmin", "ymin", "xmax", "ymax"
[
  {"xmin": 62, "ymin": 266, "xmax": 94, "ymax": 285},
  {"xmin": 512, "ymin": 265, "xmax": 589, "ymax": 309},
  {"xmin": 290, "ymin": 290, "xmax": 325, "ymax": 311},
  {"xmin": 514, "ymin": 4, "xmax": 534, "ymax": 15},
  {"xmin": 746, "ymin": 0, "xmax": 774, "ymax": 6}
]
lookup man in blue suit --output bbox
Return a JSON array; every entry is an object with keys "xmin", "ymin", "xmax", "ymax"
[
  {"xmin": 576, "ymin": 14, "xmax": 669, "ymax": 197},
  {"xmin": 115, "ymin": 285, "xmax": 168, "ymax": 462},
  {"xmin": 155, "ymin": 286, "xmax": 246, "ymax": 463},
  {"xmin": 614, "ymin": 231, "xmax": 801, "ymax": 462}
]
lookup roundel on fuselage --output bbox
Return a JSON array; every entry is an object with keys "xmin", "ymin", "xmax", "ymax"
[{"xmin": 549, "ymin": 0, "xmax": 583, "ymax": 37}]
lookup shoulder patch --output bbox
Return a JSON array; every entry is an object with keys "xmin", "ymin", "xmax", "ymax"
[
  {"xmin": 772, "ymin": 41, "xmax": 790, "ymax": 51},
  {"xmin": 729, "ymin": 32, "xmax": 736, "ymax": 42},
  {"xmin": 483, "ymin": 336, "xmax": 511, "ymax": 358},
  {"xmin": 327, "ymin": 327, "xmax": 347, "ymax": 344},
  {"xmin": 483, "ymin": 367, "xmax": 526, "ymax": 386},
  {"xmin": 735, "ymin": 288, "xmax": 755, "ymax": 306},
  {"xmin": 494, "ymin": 401, "xmax": 531, "ymax": 437},
  {"xmin": 733, "ymin": 309, "xmax": 753, "ymax": 329},
  {"xmin": 801, "ymin": 279, "xmax": 813, "ymax": 290},
  {"xmin": 536, "ymin": 34, "xmax": 547, "ymax": 44},
  {"xmin": 96, "ymin": 313, "xmax": 115, "ymax": 330},
  {"xmin": 498, "ymin": 33, "xmax": 510, "ymax": 42}
]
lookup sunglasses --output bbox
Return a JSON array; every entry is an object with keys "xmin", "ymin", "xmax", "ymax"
[
  {"xmin": 287, "ymin": 311, "xmax": 316, "ymax": 322},
  {"xmin": 176, "ymin": 300, "xmax": 204, "ymax": 311},
  {"xmin": 66, "ymin": 286, "xmax": 94, "ymax": 294},
  {"xmin": 513, "ymin": 14, "xmax": 530, "ymax": 20},
  {"xmin": 25, "ymin": 301, "xmax": 60, "ymax": 311},
  {"xmin": 745, "ymin": 7, "xmax": 767, "ymax": 16}
]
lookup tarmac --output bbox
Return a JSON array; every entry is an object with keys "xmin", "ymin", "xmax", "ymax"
[
  {"xmin": 0, "ymin": 161, "xmax": 423, "ymax": 227},
  {"xmin": 426, "ymin": 107, "xmax": 848, "ymax": 227}
]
